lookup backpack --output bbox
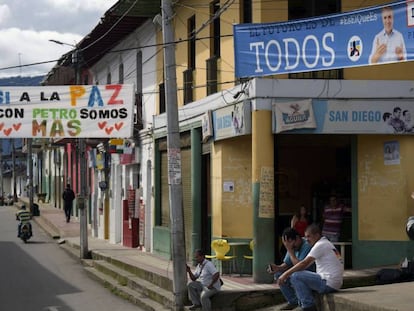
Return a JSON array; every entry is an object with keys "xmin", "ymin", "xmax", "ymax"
[{"xmin": 375, "ymin": 268, "xmax": 402, "ymax": 285}]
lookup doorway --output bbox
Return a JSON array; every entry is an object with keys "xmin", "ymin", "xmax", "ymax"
[{"xmin": 274, "ymin": 134, "xmax": 352, "ymax": 263}]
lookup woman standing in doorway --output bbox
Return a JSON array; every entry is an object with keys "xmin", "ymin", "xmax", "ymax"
[{"xmin": 291, "ymin": 205, "xmax": 310, "ymax": 237}]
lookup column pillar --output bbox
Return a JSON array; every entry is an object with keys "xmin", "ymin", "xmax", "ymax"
[
  {"xmin": 191, "ymin": 128, "xmax": 202, "ymax": 260},
  {"xmin": 252, "ymin": 110, "xmax": 274, "ymax": 283}
]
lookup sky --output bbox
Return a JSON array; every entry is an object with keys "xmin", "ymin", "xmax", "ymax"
[{"xmin": 0, "ymin": 0, "xmax": 118, "ymax": 78}]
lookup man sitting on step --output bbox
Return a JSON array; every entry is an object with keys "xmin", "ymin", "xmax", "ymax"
[
  {"xmin": 277, "ymin": 224, "xmax": 344, "ymax": 311},
  {"xmin": 186, "ymin": 249, "xmax": 222, "ymax": 311},
  {"xmin": 267, "ymin": 227, "xmax": 314, "ymax": 310}
]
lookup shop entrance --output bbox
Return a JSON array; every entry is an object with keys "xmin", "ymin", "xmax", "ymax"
[{"xmin": 274, "ymin": 134, "xmax": 352, "ymax": 266}]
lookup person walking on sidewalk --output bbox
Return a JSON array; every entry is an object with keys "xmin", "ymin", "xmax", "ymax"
[
  {"xmin": 277, "ymin": 224, "xmax": 344, "ymax": 311},
  {"xmin": 186, "ymin": 249, "xmax": 222, "ymax": 311},
  {"xmin": 62, "ymin": 184, "xmax": 75, "ymax": 223}
]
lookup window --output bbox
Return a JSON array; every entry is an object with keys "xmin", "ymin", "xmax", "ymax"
[
  {"xmin": 207, "ymin": 1, "xmax": 221, "ymax": 95},
  {"xmin": 107, "ymin": 72, "xmax": 111, "ymax": 84},
  {"xmin": 240, "ymin": 0, "xmax": 252, "ymax": 23},
  {"xmin": 183, "ymin": 69, "xmax": 193, "ymax": 104},
  {"xmin": 159, "ymin": 82, "xmax": 165, "ymax": 114},
  {"xmin": 186, "ymin": 15, "xmax": 195, "ymax": 104},
  {"xmin": 119, "ymin": 63, "xmax": 124, "ymax": 84},
  {"xmin": 288, "ymin": 0, "xmax": 342, "ymax": 79},
  {"xmin": 135, "ymin": 51, "xmax": 143, "ymax": 131},
  {"xmin": 289, "ymin": 0, "xmax": 340, "ymax": 19},
  {"xmin": 188, "ymin": 15, "xmax": 196, "ymax": 70},
  {"xmin": 210, "ymin": 0, "xmax": 220, "ymax": 58},
  {"xmin": 206, "ymin": 56, "xmax": 218, "ymax": 95}
]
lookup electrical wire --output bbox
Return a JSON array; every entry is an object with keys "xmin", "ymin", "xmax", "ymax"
[
  {"xmin": 0, "ymin": 0, "xmax": 382, "ymax": 80},
  {"xmin": 79, "ymin": 0, "xmax": 139, "ymax": 52}
]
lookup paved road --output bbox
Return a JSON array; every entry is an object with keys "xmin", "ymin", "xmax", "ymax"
[{"xmin": 0, "ymin": 206, "xmax": 143, "ymax": 311}]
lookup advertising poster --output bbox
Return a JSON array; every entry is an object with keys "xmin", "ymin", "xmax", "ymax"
[
  {"xmin": 234, "ymin": 1, "xmax": 414, "ymax": 77},
  {"xmin": 384, "ymin": 141, "xmax": 400, "ymax": 165}
]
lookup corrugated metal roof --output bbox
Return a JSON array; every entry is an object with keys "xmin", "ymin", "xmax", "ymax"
[{"xmin": 43, "ymin": 0, "xmax": 161, "ymax": 83}]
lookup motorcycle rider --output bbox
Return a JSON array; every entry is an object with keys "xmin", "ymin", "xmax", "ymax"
[{"xmin": 16, "ymin": 205, "xmax": 32, "ymax": 238}]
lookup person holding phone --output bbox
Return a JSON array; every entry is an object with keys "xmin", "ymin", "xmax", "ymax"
[{"xmin": 267, "ymin": 228, "xmax": 314, "ymax": 310}]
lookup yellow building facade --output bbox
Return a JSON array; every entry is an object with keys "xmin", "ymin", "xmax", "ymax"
[{"xmin": 152, "ymin": 0, "xmax": 414, "ymax": 282}]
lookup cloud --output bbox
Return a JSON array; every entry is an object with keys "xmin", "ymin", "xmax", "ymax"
[
  {"xmin": 0, "ymin": 28, "xmax": 82, "ymax": 77},
  {"xmin": 44, "ymin": 0, "xmax": 116, "ymax": 13},
  {"xmin": 0, "ymin": 4, "xmax": 11, "ymax": 26},
  {"xmin": 0, "ymin": 0, "xmax": 117, "ymax": 78}
]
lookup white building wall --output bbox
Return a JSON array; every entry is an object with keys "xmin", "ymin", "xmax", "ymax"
[
  {"xmin": 109, "ymin": 154, "xmax": 122, "ymax": 244},
  {"xmin": 90, "ymin": 19, "xmax": 157, "ymax": 248}
]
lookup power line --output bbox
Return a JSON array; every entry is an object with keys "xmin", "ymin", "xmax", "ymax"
[
  {"xmin": 0, "ymin": 33, "xmax": 234, "ymax": 73},
  {"xmin": 0, "ymin": 59, "xmax": 61, "ymax": 72}
]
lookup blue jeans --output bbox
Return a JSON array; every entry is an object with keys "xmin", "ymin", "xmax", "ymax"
[
  {"xmin": 274, "ymin": 271, "xmax": 298, "ymax": 305},
  {"xmin": 290, "ymin": 270, "xmax": 337, "ymax": 309}
]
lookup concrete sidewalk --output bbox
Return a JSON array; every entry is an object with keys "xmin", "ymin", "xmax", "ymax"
[{"xmin": 21, "ymin": 199, "xmax": 414, "ymax": 311}]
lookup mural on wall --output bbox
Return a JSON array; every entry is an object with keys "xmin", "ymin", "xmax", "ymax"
[{"xmin": 234, "ymin": 1, "xmax": 414, "ymax": 77}]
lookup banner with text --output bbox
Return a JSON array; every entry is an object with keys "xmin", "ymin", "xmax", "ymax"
[
  {"xmin": 234, "ymin": 1, "xmax": 414, "ymax": 78},
  {"xmin": 0, "ymin": 84, "xmax": 134, "ymax": 138},
  {"xmin": 272, "ymin": 99, "xmax": 414, "ymax": 134}
]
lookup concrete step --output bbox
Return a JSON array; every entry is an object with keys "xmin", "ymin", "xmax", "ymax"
[
  {"xmin": 59, "ymin": 240, "xmax": 84, "ymax": 262},
  {"xmin": 32, "ymin": 214, "xmax": 60, "ymax": 239},
  {"xmin": 92, "ymin": 260, "xmax": 174, "ymax": 308},
  {"xmin": 90, "ymin": 250, "xmax": 174, "ymax": 292},
  {"xmin": 84, "ymin": 266, "xmax": 171, "ymax": 311}
]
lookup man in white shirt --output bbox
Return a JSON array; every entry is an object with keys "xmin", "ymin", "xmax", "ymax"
[
  {"xmin": 186, "ymin": 249, "xmax": 221, "ymax": 311},
  {"xmin": 369, "ymin": 6, "xmax": 406, "ymax": 64},
  {"xmin": 277, "ymin": 224, "xmax": 344, "ymax": 311}
]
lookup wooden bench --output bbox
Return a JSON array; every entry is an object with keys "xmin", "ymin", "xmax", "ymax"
[{"xmin": 37, "ymin": 193, "xmax": 47, "ymax": 203}]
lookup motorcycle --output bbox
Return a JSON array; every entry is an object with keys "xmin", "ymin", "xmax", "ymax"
[
  {"xmin": 19, "ymin": 222, "xmax": 32, "ymax": 243},
  {"xmin": 16, "ymin": 207, "xmax": 33, "ymax": 243}
]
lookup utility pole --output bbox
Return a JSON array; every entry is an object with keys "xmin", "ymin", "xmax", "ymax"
[
  {"xmin": 73, "ymin": 48, "xmax": 89, "ymax": 259},
  {"xmin": 0, "ymin": 140, "xmax": 3, "ymax": 204},
  {"xmin": 49, "ymin": 39, "xmax": 88, "ymax": 259},
  {"xmin": 12, "ymin": 139, "xmax": 18, "ymax": 202},
  {"xmin": 28, "ymin": 139, "xmax": 33, "ymax": 214},
  {"xmin": 161, "ymin": 0, "xmax": 187, "ymax": 309}
]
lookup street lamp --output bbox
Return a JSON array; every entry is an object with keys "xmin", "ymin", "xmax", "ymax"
[
  {"xmin": 50, "ymin": 39, "xmax": 88, "ymax": 259},
  {"xmin": 49, "ymin": 39, "xmax": 81, "ymax": 84}
]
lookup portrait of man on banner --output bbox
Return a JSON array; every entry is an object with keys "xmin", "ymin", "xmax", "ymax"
[{"xmin": 369, "ymin": 6, "xmax": 406, "ymax": 64}]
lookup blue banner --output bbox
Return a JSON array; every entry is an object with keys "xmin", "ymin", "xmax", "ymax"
[{"xmin": 234, "ymin": 1, "xmax": 414, "ymax": 78}]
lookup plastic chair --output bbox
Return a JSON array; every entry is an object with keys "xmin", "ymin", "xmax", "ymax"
[
  {"xmin": 206, "ymin": 239, "xmax": 236, "ymax": 274},
  {"xmin": 241, "ymin": 240, "xmax": 254, "ymax": 275}
]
